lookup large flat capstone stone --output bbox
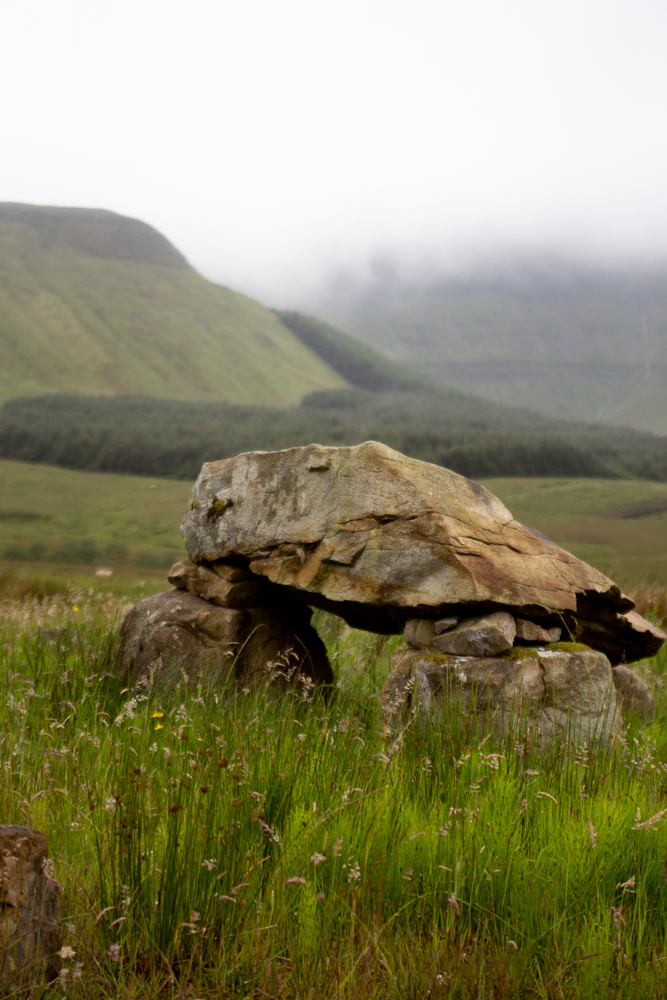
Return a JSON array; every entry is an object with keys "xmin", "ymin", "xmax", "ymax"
[{"xmin": 181, "ymin": 441, "xmax": 665, "ymax": 664}]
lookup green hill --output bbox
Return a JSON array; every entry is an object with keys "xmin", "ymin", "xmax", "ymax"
[
  {"xmin": 323, "ymin": 261, "xmax": 667, "ymax": 434},
  {"xmin": 0, "ymin": 203, "xmax": 349, "ymax": 406}
]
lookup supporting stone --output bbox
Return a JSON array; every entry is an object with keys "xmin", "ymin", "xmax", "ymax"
[
  {"xmin": 0, "ymin": 826, "xmax": 62, "ymax": 993},
  {"xmin": 382, "ymin": 646, "xmax": 620, "ymax": 744},
  {"xmin": 117, "ymin": 589, "xmax": 333, "ymax": 690}
]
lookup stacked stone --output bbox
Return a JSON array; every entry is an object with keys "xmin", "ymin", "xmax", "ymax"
[
  {"xmin": 116, "ymin": 557, "xmax": 333, "ymax": 691},
  {"xmin": 382, "ymin": 610, "xmax": 655, "ymax": 742}
]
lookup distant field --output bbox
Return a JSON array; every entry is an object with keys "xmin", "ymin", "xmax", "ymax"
[
  {"xmin": 483, "ymin": 477, "xmax": 667, "ymax": 587},
  {"xmin": 0, "ymin": 459, "xmax": 190, "ymax": 597},
  {"xmin": 0, "ymin": 460, "xmax": 666, "ymax": 598}
]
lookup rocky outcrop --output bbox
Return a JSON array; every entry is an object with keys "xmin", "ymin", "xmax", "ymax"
[
  {"xmin": 180, "ymin": 441, "xmax": 665, "ymax": 664},
  {"xmin": 382, "ymin": 645, "xmax": 620, "ymax": 744},
  {"xmin": 117, "ymin": 589, "xmax": 333, "ymax": 690},
  {"xmin": 0, "ymin": 826, "xmax": 61, "ymax": 993}
]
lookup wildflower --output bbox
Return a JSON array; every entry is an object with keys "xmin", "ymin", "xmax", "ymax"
[
  {"xmin": 333, "ymin": 838, "xmax": 343, "ymax": 857},
  {"xmin": 107, "ymin": 943, "xmax": 121, "ymax": 963},
  {"xmin": 310, "ymin": 853, "xmax": 327, "ymax": 866},
  {"xmin": 317, "ymin": 892, "xmax": 325, "ymax": 901},
  {"xmin": 58, "ymin": 946, "xmax": 76, "ymax": 959},
  {"xmin": 154, "ymin": 723, "xmax": 164, "ymax": 731},
  {"xmin": 201, "ymin": 859, "xmax": 217, "ymax": 871},
  {"xmin": 59, "ymin": 968, "xmax": 69, "ymax": 990},
  {"xmin": 72, "ymin": 963, "xmax": 83, "ymax": 980},
  {"xmin": 151, "ymin": 711, "xmax": 164, "ymax": 718},
  {"xmin": 190, "ymin": 910, "xmax": 200, "ymax": 923},
  {"xmin": 447, "ymin": 892, "xmax": 460, "ymax": 915},
  {"xmin": 347, "ymin": 861, "xmax": 361, "ymax": 883},
  {"xmin": 66, "ymin": 923, "xmax": 76, "ymax": 935}
]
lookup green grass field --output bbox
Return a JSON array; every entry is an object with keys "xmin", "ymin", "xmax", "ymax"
[
  {"xmin": 1, "ymin": 460, "xmax": 666, "ymax": 599},
  {"xmin": 1, "ymin": 597, "xmax": 666, "ymax": 998}
]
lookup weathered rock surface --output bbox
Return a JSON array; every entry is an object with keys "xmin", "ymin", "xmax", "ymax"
[
  {"xmin": 117, "ymin": 589, "xmax": 333, "ymax": 689},
  {"xmin": 515, "ymin": 618, "xmax": 561, "ymax": 643},
  {"xmin": 431, "ymin": 612, "xmax": 516, "ymax": 656},
  {"xmin": 168, "ymin": 558, "xmax": 265, "ymax": 607},
  {"xmin": 181, "ymin": 441, "xmax": 665, "ymax": 664},
  {"xmin": 611, "ymin": 665, "xmax": 656, "ymax": 722},
  {"xmin": 0, "ymin": 826, "xmax": 61, "ymax": 992},
  {"xmin": 382, "ymin": 646, "xmax": 620, "ymax": 744}
]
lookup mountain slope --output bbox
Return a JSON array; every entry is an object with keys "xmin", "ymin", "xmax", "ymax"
[
  {"xmin": 0, "ymin": 203, "xmax": 348, "ymax": 406},
  {"xmin": 322, "ymin": 261, "xmax": 667, "ymax": 434}
]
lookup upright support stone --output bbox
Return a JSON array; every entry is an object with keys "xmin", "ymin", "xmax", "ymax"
[{"xmin": 0, "ymin": 826, "xmax": 62, "ymax": 993}]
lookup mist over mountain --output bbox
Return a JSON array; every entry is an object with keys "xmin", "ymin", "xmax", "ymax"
[{"xmin": 315, "ymin": 254, "xmax": 667, "ymax": 434}]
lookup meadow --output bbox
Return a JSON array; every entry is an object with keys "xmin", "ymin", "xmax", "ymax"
[{"xmin": 2, "ymin": 591, "xmax": 667, "ymax": 999}]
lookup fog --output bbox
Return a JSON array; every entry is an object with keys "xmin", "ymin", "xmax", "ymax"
[{"xmin": 2, "ymin": 0, "xmax": 667, "ymax": 305}]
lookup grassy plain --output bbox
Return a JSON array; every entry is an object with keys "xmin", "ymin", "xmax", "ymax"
[{"xmin": 1, "ymin": 599, "xmax": 666, "ymax": 998}]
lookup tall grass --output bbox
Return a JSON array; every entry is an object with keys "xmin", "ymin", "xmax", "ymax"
[{"xmin": 1, "ymin": 599, "xmax": 667, "ymax": 997}]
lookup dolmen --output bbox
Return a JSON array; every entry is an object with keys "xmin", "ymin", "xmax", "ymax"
[{"xmin": 117, "ymin": 441, "xmax": 665, "ymax": 737}]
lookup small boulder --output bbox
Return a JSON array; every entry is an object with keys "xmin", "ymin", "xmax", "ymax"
[
  {"xmin": 432, "ymin": 612, "xmax": 516, "ymax": 657},
  {"xmin": 612, "ymin": 665, "xmax": 656, "ymax": 722},
  {"xmin": 515, "ymin": 619, "xmax": 561, "ymax": 643},
  {"xmin": 168, "ymin": 559, "xmax": 264, "ymax": 608},
  {"xmin": 117, "ymin": 589, "xmax": 333, "ymax": 690},
  {"xmin": 0, "ymin": 826, "xmax": 62, "ymax": 992},
  {"xmin": 434, "ymin": 616, "xmax": 460, "ymax": 635},
  {"xmin": 404, "ymin": 618, "xmax": 435, "ymax": 649}
]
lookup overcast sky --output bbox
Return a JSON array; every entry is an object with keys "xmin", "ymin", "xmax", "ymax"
[{"xmin": 2, "ymin": 0, "xmax": 667, "ymax": 303}]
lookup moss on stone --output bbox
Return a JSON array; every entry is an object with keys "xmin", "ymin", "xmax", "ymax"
[
  {"xmin": 502, "ymin": 646, "xmax": 541, "ymax": 661},
  {"xmin": 543, "ymin": 641, "xmax": 591, "ymax": 653}
]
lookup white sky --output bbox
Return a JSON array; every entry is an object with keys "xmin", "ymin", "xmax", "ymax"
[{"xmin": 1, "ymin": 0, "xmax": 667, "ymax": 303}]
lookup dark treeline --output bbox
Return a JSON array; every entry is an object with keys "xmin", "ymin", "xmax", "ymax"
[{"xmin": 1, "ymin": 388, "xmax": 666, "ymax": 481}]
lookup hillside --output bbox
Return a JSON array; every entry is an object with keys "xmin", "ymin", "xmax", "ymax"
[
  {"xmin": 321, "ymin": 260, "xmax": 667, "ymax": 434},
  {"xmin": 0, "ymin": 203, "xmax": 348, "ymax": 406}
]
